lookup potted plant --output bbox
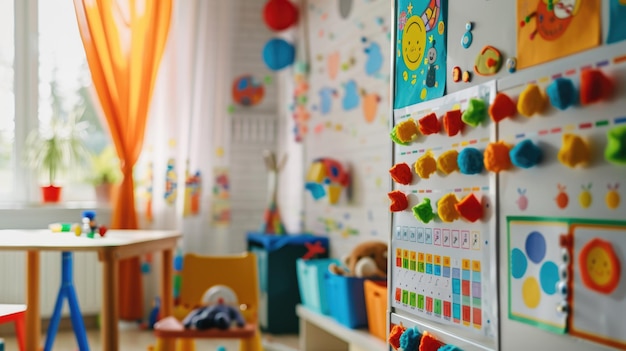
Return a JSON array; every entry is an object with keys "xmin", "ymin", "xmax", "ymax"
[
  {"xmin": 87, "ymin": 145, "xmax": 122, "ymax": 204},
  {"xmin": 25, "ymin": 111, "xmax": 90, "ymax": 203}
]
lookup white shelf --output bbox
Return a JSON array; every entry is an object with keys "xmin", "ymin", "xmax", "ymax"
[{"xmin": 296, "ymin": 304, "xmax": 388, "ymax": 351}]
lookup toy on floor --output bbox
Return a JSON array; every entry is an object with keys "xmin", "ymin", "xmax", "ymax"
[
  {"xmin": 328, "ymin": 241, "xmax": 388, "ymax": 278},
  {"xmin": 182, "ymin": 285, "xmax": 245, "ymax": 330}
]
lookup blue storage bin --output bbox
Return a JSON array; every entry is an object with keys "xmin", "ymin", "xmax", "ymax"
[
  {"xmin": 297, "ymin": 258, "xmax": 340, "ymax": 315},
  {"xmin": 324, "ymin": 272, "xmax": 384, "ymax": 329}
]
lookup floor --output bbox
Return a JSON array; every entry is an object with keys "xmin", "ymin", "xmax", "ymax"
[{"xmin": 0, "ymin": 327, "xmax": 300, "ymax": 351}]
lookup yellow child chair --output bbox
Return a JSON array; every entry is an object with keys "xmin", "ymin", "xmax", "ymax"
[{"xmin": 153, "ymin": 252, "xmax": 262, "ymax": 351}]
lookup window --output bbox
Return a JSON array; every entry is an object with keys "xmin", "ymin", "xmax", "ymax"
[{"xmin": 0, "ymin": 0, "xmax": 110, "ymax": 204}]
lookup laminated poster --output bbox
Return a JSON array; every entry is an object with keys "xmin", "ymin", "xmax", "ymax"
[
  {"xmin": 394, "ymin": 0, "xmax": 447, "ymax": 109},
  {"xmin": 607, "ymin": 0, "xmax": 626, "ymax": 44},
  {"xmin": 516, "ymin": 0, "xmax": 601, "ymax": 69}
]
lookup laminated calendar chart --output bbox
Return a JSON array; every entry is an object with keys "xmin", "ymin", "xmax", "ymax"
[{"xmin": 389, "ymin": 81, "xmax": 498, "ymax": 349}]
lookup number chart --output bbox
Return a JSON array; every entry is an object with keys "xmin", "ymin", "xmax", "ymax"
[{"xmin": 390, "ymin": 82, "xmax": 498, "ymax": 348}]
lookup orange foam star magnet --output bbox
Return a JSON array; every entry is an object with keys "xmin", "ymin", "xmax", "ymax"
[
  {"xmin": 418, "ymin": 112, "xmax": 441, "ymax": 135},
  {"xmin": 489, "ymin": 93, "xmax": 517, "ymax": 123},
  {"xmin": 579, "ymin": 238, "xmax": 620, "ymax": 294},
  {"xmin": 388, "ymin": 190, "xmax": 409, "ymax": 212},
  {"xmin": 419, "ymin": 331, "xmax": 444, "ymax": 351},
  {"xmin": 455, "ymin": 193, "xmax": 483, "ymax": 222},
  {"xmin": 580, "ymin": 69, "xmax": 613, "ymax": 105},
  {"xmin": 389, "ymin": 163, "xmax": 413, "ymax": 185}
]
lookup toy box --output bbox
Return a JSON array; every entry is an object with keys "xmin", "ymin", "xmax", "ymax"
[
  {"xmin": 247, "ymin": 233, "xmax": 329, "ymax": 334},
  {"xmin": 324, "ymin": 272, "xmax": 385, "ymax": 329},
  {"xmin": 296, "ymin": 258, "xmax": 340, "ymax": 315},
  {"xmin": 364, "ymin": 279, "xmax": 388, "ymax": 340}
]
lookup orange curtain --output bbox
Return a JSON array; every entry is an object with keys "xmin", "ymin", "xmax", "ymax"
[{"xmin": 73, "ymin": 0, "xmax": 173, "ymax": 320}]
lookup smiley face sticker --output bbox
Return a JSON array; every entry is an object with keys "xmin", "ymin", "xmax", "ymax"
[
  {"xmin": 402, "ymin": 16, "xmax": 427, "ymax": 71},
  {"xmin": 579, "ymin": 238, "xmax": 621, "ymax": 294}
]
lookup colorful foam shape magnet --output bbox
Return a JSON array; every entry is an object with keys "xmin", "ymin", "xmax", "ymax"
[
  {"xmin": 418, "ymin": 112, "xmax": 441, "ymax": 135},
  {"xmin": 455, "ymin": 193, "xmax": 483, "ymax": 222},
  {"xmin": 484, "ymin": 141, "xmax": 512, "ymax": 173},
  {"xmin": 438, "ymin": 345, "xmax": 463, "ymax": 351},
  {"xmin": 388, "ymin": 324, "xmax": 407, "ymax": 351},
  {"xmin": 388, "ymin": 190, "xmax": 408, "ymax": 212},
  {"xmin": 546, "ymin": 77, "xmax": 578, "ymax": 110},
  {"xmin": 412, "ymin": 198, "xmax": 435, "ymax": 223},
  {"xmin": 305, "ymin": 182, "xmax": 325, "ymax": 200},
  {"xmin": 389, "ymin": 163, "xmax": 413, "ymax": 185},
  {"xmin": 506, "ymin": 57, "xmax": 517, "ymax": 73},
  {"xmin": 474, "ymin": 45, "xmax": 502, "ymax": 76},
  {"xmin": 457, "ymin": 147, "xmax": 484, "ymax": 175},
  {"xmin": 510, "ymin": 139, "xmax": 542, "ymax": 169},
  {"xmin": 437, "ymin": 193, "xmax": 460, "ymax": 223},
  {"xmin": 605, "ymin": 125, "xmax": 626, "ymax": 165},
  {"xmin": 461, "ymin": 98, "xmax": 487, "ymax": 127},
  {"xmin": 399, "ymin": 327, "xmax": 421, "ymax": 351},
  {"xmin": 489, "ymin": 93, "xmax": 517, "ymax": 123},
  {"xmin": 461, "ymin": 22, "xmax": 473, "ymax": 49},
  {"xmin": 437, "ymin": 149, "xmax": 459, "ymax": 175},
  {"xmin": 419, "ymin": 331, "xmax": 443, "ymax": 351},
  {"xmin": 517, "ymin": 84, "xmax": 547, "ymax": 117},
  {"xmin": 443, "ymin": 109, "xmax": 464, "ymax": 137},
  {"xmin": 391, "ymin": 118, "xmax": 419, "ymax": 145},
  {"xmin": 579, "ymin": 238, "xmax": 621, "ymax": 294},
  {"xmin": 414, "ymin": 152, "xmax": 437, "ymax": 179},
  {"xmin": 580, "ymin": 69, "xmax": 613, "ymax": 105},
  {"xmin": 558, "ymin": 133, "xmax": 590, "ymax": 168}
]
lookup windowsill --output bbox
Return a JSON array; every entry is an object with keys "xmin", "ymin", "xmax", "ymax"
[{"xmin": 0, "ymin": 201, "xmax": 112, "ymax": 211}]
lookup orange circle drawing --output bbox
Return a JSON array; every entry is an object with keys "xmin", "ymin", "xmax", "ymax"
[{"xmin": 579, "ymin": 238, "xmax": 621, "ymax": 294}]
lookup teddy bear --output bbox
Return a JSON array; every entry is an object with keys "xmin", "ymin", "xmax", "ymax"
[{"xmin": 328, "ymin": 240, "xmax": 388, "ymax": 278}]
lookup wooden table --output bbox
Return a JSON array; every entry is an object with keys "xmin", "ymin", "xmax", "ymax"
[{"xmin": 0, "ymin": 229, "xmax": 181, "ymax": 351}]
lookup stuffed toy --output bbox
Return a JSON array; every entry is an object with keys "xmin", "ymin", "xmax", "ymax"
[
  {"xmin": 329, "ymin": 241, "xmax": 388, "ymax": 278},
  {"xmin": 182, "ymin": 285, "xmax": 246, "ymax": 330}
]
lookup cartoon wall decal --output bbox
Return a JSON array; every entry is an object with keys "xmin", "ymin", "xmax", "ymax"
[
  {"xmin": 338, "ymin": 0, "xmax": 353, "ymax": 19},
  {"xmin": 606, "ymin": 183, "xmax": 620, "ymax": 209},
  {"xmin": 231, "ymin": 75, "xmax": 265, "ymax": 107},
  {"xmin": 364, "ymin": 40, "xmax": 384, "ymax": 76},
  {"xmin": 569, "ymin": 223, "xmax": 626, "ymax": 349},
  {"xmin": 327, "ymin": 51, "xmax": 340, "ymax": 80},
  {"xmin": 183, "ymin": 168, "xmax": 201, "ymax": 217},
  {"xmin": 579, "ymin": 238, "xmax": 621, "ymax": 294},
  {"xmin": 607, "ymin": 0, "xmax": 626, "ymax": 44},
  {"xmin": 508, "ymin": 218, "xmax": 569, "ymax": 333},
  {"xmin": 517, "ymin": 0, "xmax": 601, "ymax": 69},
  {"xmin": 362, "ymin": 92, "xmax": 381, "ymax": 123},
  {"xmin": 577, "ymin": 183, "xmax": 592, "ymax": 209},
  {"xmin": 517, "ymin": 188, "xmax": 528, "ymax": 211},
  {"xmin": 305, "ymin": 157, "xmax": 350, "ymax": 204},
  {"xmin": 342, "ymin": 80, "xmax": 360, "ymax": 110},
  {"xmin": 319, "ymin": 87, "xmax": 336, "ymax": 115},
  {"xmin": 394, "ymin": 0, "xmax": 447, "ymax": 108},
  {"xmin": 211, "ymin": 167, "xmax": 231, "ymax": 226},
  {"xmin": 164, "ymin": 158, "xmax": 177, "ymax": 205},
  {"xmin": 555, "ymin": 183, "xmax": 569, "ymax": 209}
]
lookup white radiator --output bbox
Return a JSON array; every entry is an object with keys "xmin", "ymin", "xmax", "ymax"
[{"xmin": 0, "ymin": 251, "xmax": 102, "ymax": 318}]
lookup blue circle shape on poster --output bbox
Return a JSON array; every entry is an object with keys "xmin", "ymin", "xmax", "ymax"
[
  {"xmin": 262, "ymin": 38, "xmax": 295, "ymax": 71},
  {"xmin": 511, "ymin": 248, "xmax": 527, "ymax": 279},
  {"xmin": 539, "ymin": 261, "xmax": 559, "ymax": 295},
  {"xmin": 525, "ymin": 231, "xmax": 546, "ymax": 264}
]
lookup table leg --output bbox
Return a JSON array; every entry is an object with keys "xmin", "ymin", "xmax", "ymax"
[
  {"xmin": 101, "ymin": 255, "xmax": 119, "ymax": 351},
  {"xmin": 158, "ymin": 248, "xmax": 176, "ymax": 351},
  {"xmin": 26, "ymin": 251, "xmax": 40, "ymax": 351}
]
